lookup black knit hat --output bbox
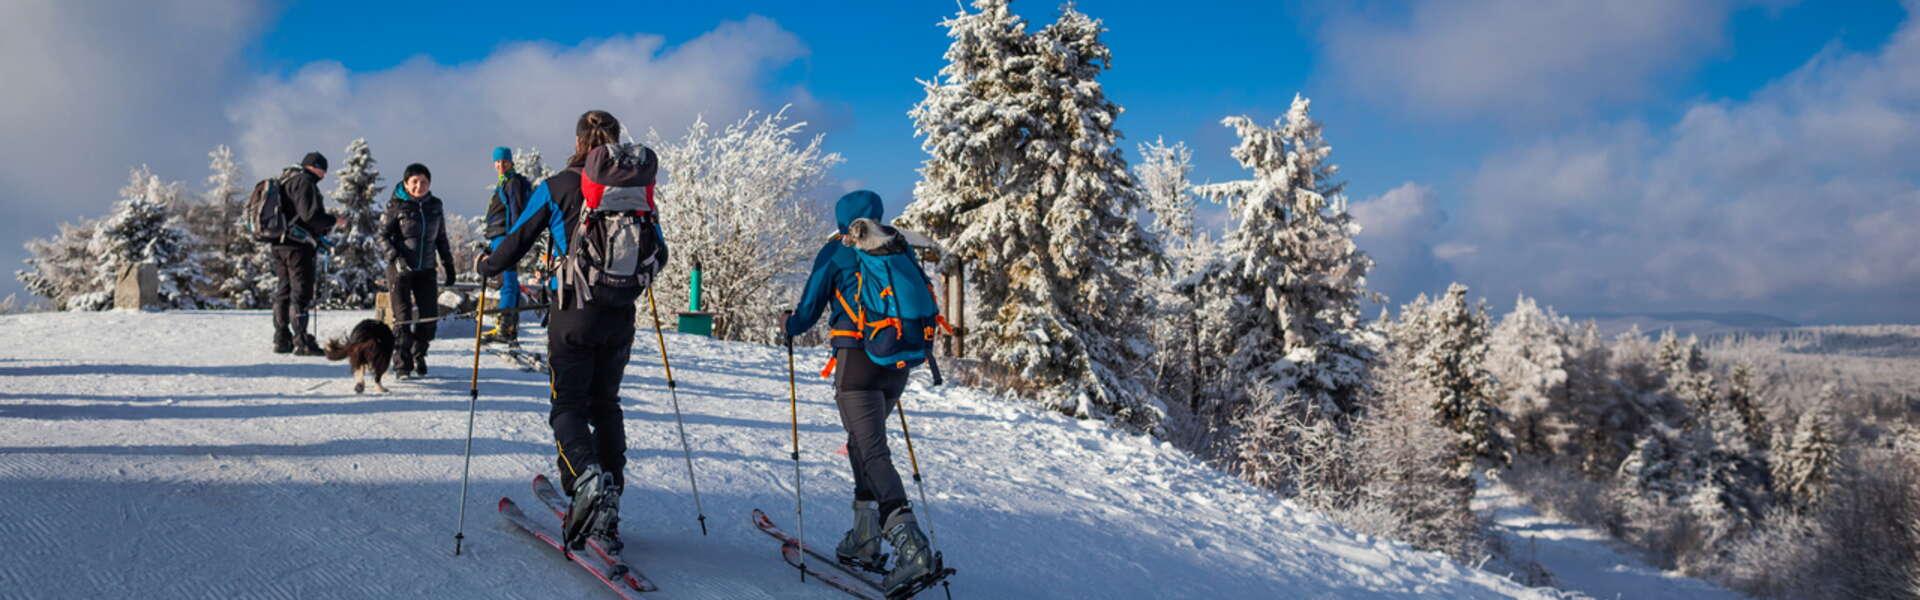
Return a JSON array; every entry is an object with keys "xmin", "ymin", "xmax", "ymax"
[
  {"xmin": 301, "ymin": 152, "xmax": 328, "ymax": 172},
  {"xmin": 402, "ymin": 163, "xmax": 431, "ymax": 182}
]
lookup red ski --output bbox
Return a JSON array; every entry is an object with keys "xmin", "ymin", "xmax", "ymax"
[
  {"xmin": 531, "ymin": 474, "xmax": 659, "ymax": 592},
  {"xmin": 498, "ymin": 497, "xmax": 638, "ymax": 599}
]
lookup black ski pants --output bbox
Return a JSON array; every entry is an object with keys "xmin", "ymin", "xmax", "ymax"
[
  {"xmin": 387, "ymin": 268, "xmax": 439, "ymax": 366},
  {"xmin": 548, "ymin": 303, "xmax": 635, "ymax": 493},
  {"xmin": 271, "ymin": 244, "xmax": 317, "ymax": 343},
  {"xmin": 833, "ymin": 348, "xmax": 911, "ymax": 518}
]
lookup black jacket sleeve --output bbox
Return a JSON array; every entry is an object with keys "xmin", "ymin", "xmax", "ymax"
[
  {"xmin": 484, "ymin": 189, "xmax": 507, "ymax": 239},
  {"xmin": 435, "ymin": 211, "xmax": 455, "ymax": 276},
  {"xmin": 380, "ymin": 200, "xmax": 410, "ymax": 267}
]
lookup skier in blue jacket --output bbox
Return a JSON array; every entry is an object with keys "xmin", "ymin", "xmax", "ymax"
[{"xmin": 784, "ymin": 189, "xmax": 940, "ymax": 596}]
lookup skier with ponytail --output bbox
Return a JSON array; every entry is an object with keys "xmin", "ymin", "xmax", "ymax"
[{"xmin": 477, "ymin": 110, "xmax": 666, "ymax": 556}]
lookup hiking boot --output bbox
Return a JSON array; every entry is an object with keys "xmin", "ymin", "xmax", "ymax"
[
  {"xmin": 293, "ymin": 334, "xmax": 325, "ymax": 356},
  {"xmin": 564, "ymin": 465, "xmax": 612, "ymax": 550},
  {"xmin": 391, "ymin": 355, "xmax": 415, "ymax": 380},
  {"xmin": 412, "ymin": 345, "xmax": 429, "ymax": 377},
  {"xmin": 881, "ymin": 509, "xmax": 942, "ymax": 596},
  {"xmin": 836, "ymin": 500, "xmax": 886, "ymax": 572},
  {"xmin": 272, "ymin": 334, "xmax": 294, "ymax": 354}
]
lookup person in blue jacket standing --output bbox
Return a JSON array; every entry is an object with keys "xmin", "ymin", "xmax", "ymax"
[
  {"xmin": 784, "ymin": 190, "xmax": 939, "ymax": 596},
  {"xmin": 482, "ymin": 147, "xmax": 534, "ymax": 343}
]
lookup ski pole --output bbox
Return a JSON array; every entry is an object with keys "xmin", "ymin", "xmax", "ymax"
[
  {"xmin": 454, "ymin": 278, "xmax": 487, "ymax": 556},
  {"xmin": 782, "ymin": 311, "xmax": 805, "ymax": 582},
  {"xmin": 895, "ymin": 393, "xmax": 938, "ymax": 549},
  {"xmin": 645, "ymin": 286, "xmax": 707, "ymax": 535}
]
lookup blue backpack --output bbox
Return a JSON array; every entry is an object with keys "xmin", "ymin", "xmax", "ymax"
[{"xmin": 838, "ymin": 219, "xmax": 948, "ymax": 383}]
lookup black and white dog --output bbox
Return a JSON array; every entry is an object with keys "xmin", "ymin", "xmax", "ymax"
[{"xmin": 323, "ymin": 319, "xmax": 396, "ymax": 394}]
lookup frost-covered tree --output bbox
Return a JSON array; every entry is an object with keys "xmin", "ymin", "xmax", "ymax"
[
  {"xmin": 90, "ymin": 167, "xmax": 207, "ymax": 309},
  {"xmin": 903, "ymin": 0, "xmax": 1163, "ymax": 430},
  {"xmin": 646, "ymin": 108, "xmax": 839, "ymax": 342},
  {"xmin": 513, "ymin": 147, "xmax": 554, "ymax": 184},
  {"xmin": 1135, "ymin": 137, "xmax": 1208, "ymax": 415},
  {"xmin": 1136, "ymin": 137, "xmax": 1198, "ymax": 262},
  {"xmin": 1391, "ymin": 284, "xmax": 1509, "ymax": 472},
  {"xmin": 1188, "ymin": 95, "xmax": 1376, "ymax": 429},
  {"xmin": 1777, "ymin": 397, "xmax": 1838, "ymax": 513},
  {"xmin": 16, "ymin": 219, "xmax": 102, "ymax": 310},
  {"xmin": 1488, "ymin": 295, "xmax": 1572, "ymax": 455},
  {"xmin": 321, "ymin": 138, "xmax": 386, "ymax": 308},
  {"xmin": 181, "ymin": 145, "xmax": 272, "ymax": 308}
]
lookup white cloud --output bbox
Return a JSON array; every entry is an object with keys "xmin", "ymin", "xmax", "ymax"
[
  {"xmin": 1441, "ymin": 6, "xmax": 1920, "ymax": 323},
  {"xmin": 0, "ymin": 0, "xmax": 262, "ymax": 296},
  {"xmin": 228, "ymin": 16, "xmax": 816, "ymax": 210},
  {"xmin": 1350, "ymin": 182, "xmax": 1451, "ymax": 303},
  {"xmin": 1320, "ymin": 0, "xmax": 1749, "ymax": 121}
]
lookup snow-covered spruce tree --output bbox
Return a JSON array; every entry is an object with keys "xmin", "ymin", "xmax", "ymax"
[
  {"xmin": 1391, "ymin": 284, "xmax": 1509, "ymax": 473},
  {"xmin": 1776, "ymin": 395, "xmax": 1839, "ymax": 514},
  {"xmin": 646, "ymin": 108, "xmax": 839, "ymax": 342},
  {"xmin": 1488, "ymin": 295, "xmax": 1573, "ymax": 456},
  {"xmin": 513, "ymin": 147, "xmax": 554, "ymax": 184},
  {"xmin": 90, "ymin": 166, "xmax": 208, "ymax": 309},
  {"xmin": 181, "ymin": 145, "xmax": 272, "ymax": 308},
  {"xmin": 16, "ymin": 219, "xmax": 102, "ymax": 310},
  {"xmin": 1350, "ymin": 363, "xmax": 1482, "ymax": 560},
  {"xmin": 320, "ymin": 138, "xmax": 385, "ymax": 309},
  {"xmin": 1135, "ymin": 138, "xmax": 1206, "ymax": 419},
  {"xmin": 1188, "ymin": 95, "xmax": 1375, "ymax": 431},
  {"xmin": 902, "ymin": 0, "xmax": 1164, "ymax": 430}
]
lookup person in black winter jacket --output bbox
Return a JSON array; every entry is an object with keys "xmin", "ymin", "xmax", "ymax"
[
  {"xmin": 483, "ymin": 147, "xmax": 535, "ymax": 343},
  {"xmin": 273, "ymin": 151, "xmax": 338, "ymax": 355},
  {"xmin": 479, "ymin": 110, "xmax": 664, "ymax": 553},
  {"xmin": 381, "ymin": 162, "xmax": 456, "ymax": 378}
]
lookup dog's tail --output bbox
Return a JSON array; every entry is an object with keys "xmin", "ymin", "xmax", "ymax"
[{"xmin": 323, "ymin": 337, "xmax": 351, "ymax": 361}]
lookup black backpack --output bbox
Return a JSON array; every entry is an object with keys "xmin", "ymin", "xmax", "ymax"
[
  {"xmin": 561, "ymin": 143, "xmax": 663, "ymax": 308},
  {"xmin": 245, "ymin": 173, "xmax": 292, "ymax": 243}
]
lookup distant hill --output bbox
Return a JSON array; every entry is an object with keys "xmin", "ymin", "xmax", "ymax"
[{"xmin": 1567, "ymin": 311, "xmax": 1798, "ymax": 338}]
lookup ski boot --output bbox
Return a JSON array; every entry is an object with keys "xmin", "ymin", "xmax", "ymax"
[
  {"xmin": 881, "ymin": 509, "xmax": 949, "ymax": 599},
  {"xmin": 836, "ymin": 500, "xmax": 887, "ymax": 573},
  {"xmin": 564, "ymin": 464, "xmax": 614, "ymax": 550},
  {"xmin": 595, "ymin": 481, "xmax": 630, "ymax": 576},
  {"xmin": 293, "ymin": 334, "xmax": 325, "ymax": 357}
]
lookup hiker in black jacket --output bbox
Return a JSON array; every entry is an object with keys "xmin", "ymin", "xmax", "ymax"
[
  {"xmin": 272, "ymin": 152, "xmax": 337, "ymax": 355},
  {"xmin": 479, "ymin": 110, "xmax": 665, "ymax": 554},
  {"xmin": 381, "ymin": 162, "xmax": 456, "ymax": 378},
  {"xmin": 483, "ymin": 146, "xmax": 535, "ymax": 343}
]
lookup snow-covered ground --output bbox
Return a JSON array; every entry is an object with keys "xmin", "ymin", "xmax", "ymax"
[
  {"xmin": 1475, "ymin": 482, "xmax": 1741, "ymax": 600},
  {"xmin": 0, "ymin": 310, "xmax": 1591, "ymax": 599}
]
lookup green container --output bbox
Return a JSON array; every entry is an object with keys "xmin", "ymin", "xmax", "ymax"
[{"xmin": 677, "ymin": 259, "xmax": 714, "ymax": 337}]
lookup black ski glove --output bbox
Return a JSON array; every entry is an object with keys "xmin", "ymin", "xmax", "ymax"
[{"xmin": 442, "ymin": 271, "xmax": 455, "ymax": 287}]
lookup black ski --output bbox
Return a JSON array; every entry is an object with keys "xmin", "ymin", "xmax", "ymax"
[{"xmin": 751, "ymin": 508, "xmax": 887, "ymax": 591}]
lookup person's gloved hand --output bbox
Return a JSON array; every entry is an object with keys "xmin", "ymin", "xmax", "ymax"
[{"xmin": 442, "ymin": 271, "xmax": 455, "ymax": 287}]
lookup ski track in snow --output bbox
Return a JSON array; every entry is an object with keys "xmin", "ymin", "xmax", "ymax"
[
  {"xmin": 0, "ymin": 310, "xmax": 1606, "ymax": 599},
  {"xmin": 1475, "ymin": 482, "xmax": 1742, "ymax": 600}
]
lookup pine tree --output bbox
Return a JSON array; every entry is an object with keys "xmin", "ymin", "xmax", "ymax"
[
  {"xmin": 902, "ymin": 0, "xmax": 1164, "ymax": 429},
  {"xmin": 1188, "ymin": 95, "xmax": 1376, "ymax": 427},
  {"xmin": 513, "ymin": 147, "xmax": 554, "ymax": 184},
  {"xmin": 1778, "ymin": 395, "xmax": 1839, "ymax": 513},
  {"xmin": 1135, "ymin": 137, "xmax": 1207, "ymax": 415},
  {"xmin": 1391, "ymin": 284, "xmax": 1509, "ymax": 473},
  {"xmin": 1487, "ymin": 294, "xmax": 1573, "ymax": 456},
  {"xmin": 182, "ymin": 145, "xmax": 271, "ymax": 308},
  {"xmin": 321, "ymin": 138, "xmax": 386, "ymax": 308},
  {"xmin": 92, "ymin": 166, "xmax": 207, "ymax": 309},
  {"xmin": 16, "ymin": 219, "xmax": 102, "ymax": 310}
]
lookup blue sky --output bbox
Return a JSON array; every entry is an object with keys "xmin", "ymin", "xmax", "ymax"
[{"xmin": 3, "ymin": 0, "xmax": 1917, "ymax": 323}]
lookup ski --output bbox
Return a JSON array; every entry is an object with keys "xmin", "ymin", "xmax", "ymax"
[
  {"xmin": 497, "ymin": 497, "xmax": 639, "ymax": 600},
  {"xmin": 751, "ymin": 509, "xmax": 896, "ymax": 592},
  {"xmin": 778, "ymin": 539, "xmax": 885, "ymax": 600},
  {"xmin": 484, "ymin": 342, "xmax": 549, "ymax": 374},
  {"xmin": 751, "ymin": 509, "xmax": 956, "ymax": 600},
  {"xmin": 531, "ymin": 474, "xmax": 659, "ymax": 592}
]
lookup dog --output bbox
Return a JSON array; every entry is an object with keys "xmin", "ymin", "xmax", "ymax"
[{"xmin": 324, "ymin": 319, "xmax": 396, "ymax": 394}]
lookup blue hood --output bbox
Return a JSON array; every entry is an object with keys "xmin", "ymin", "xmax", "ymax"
[{"xmin": 835, "ymin": 190, "xmax": 883, "ymax": 233}]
